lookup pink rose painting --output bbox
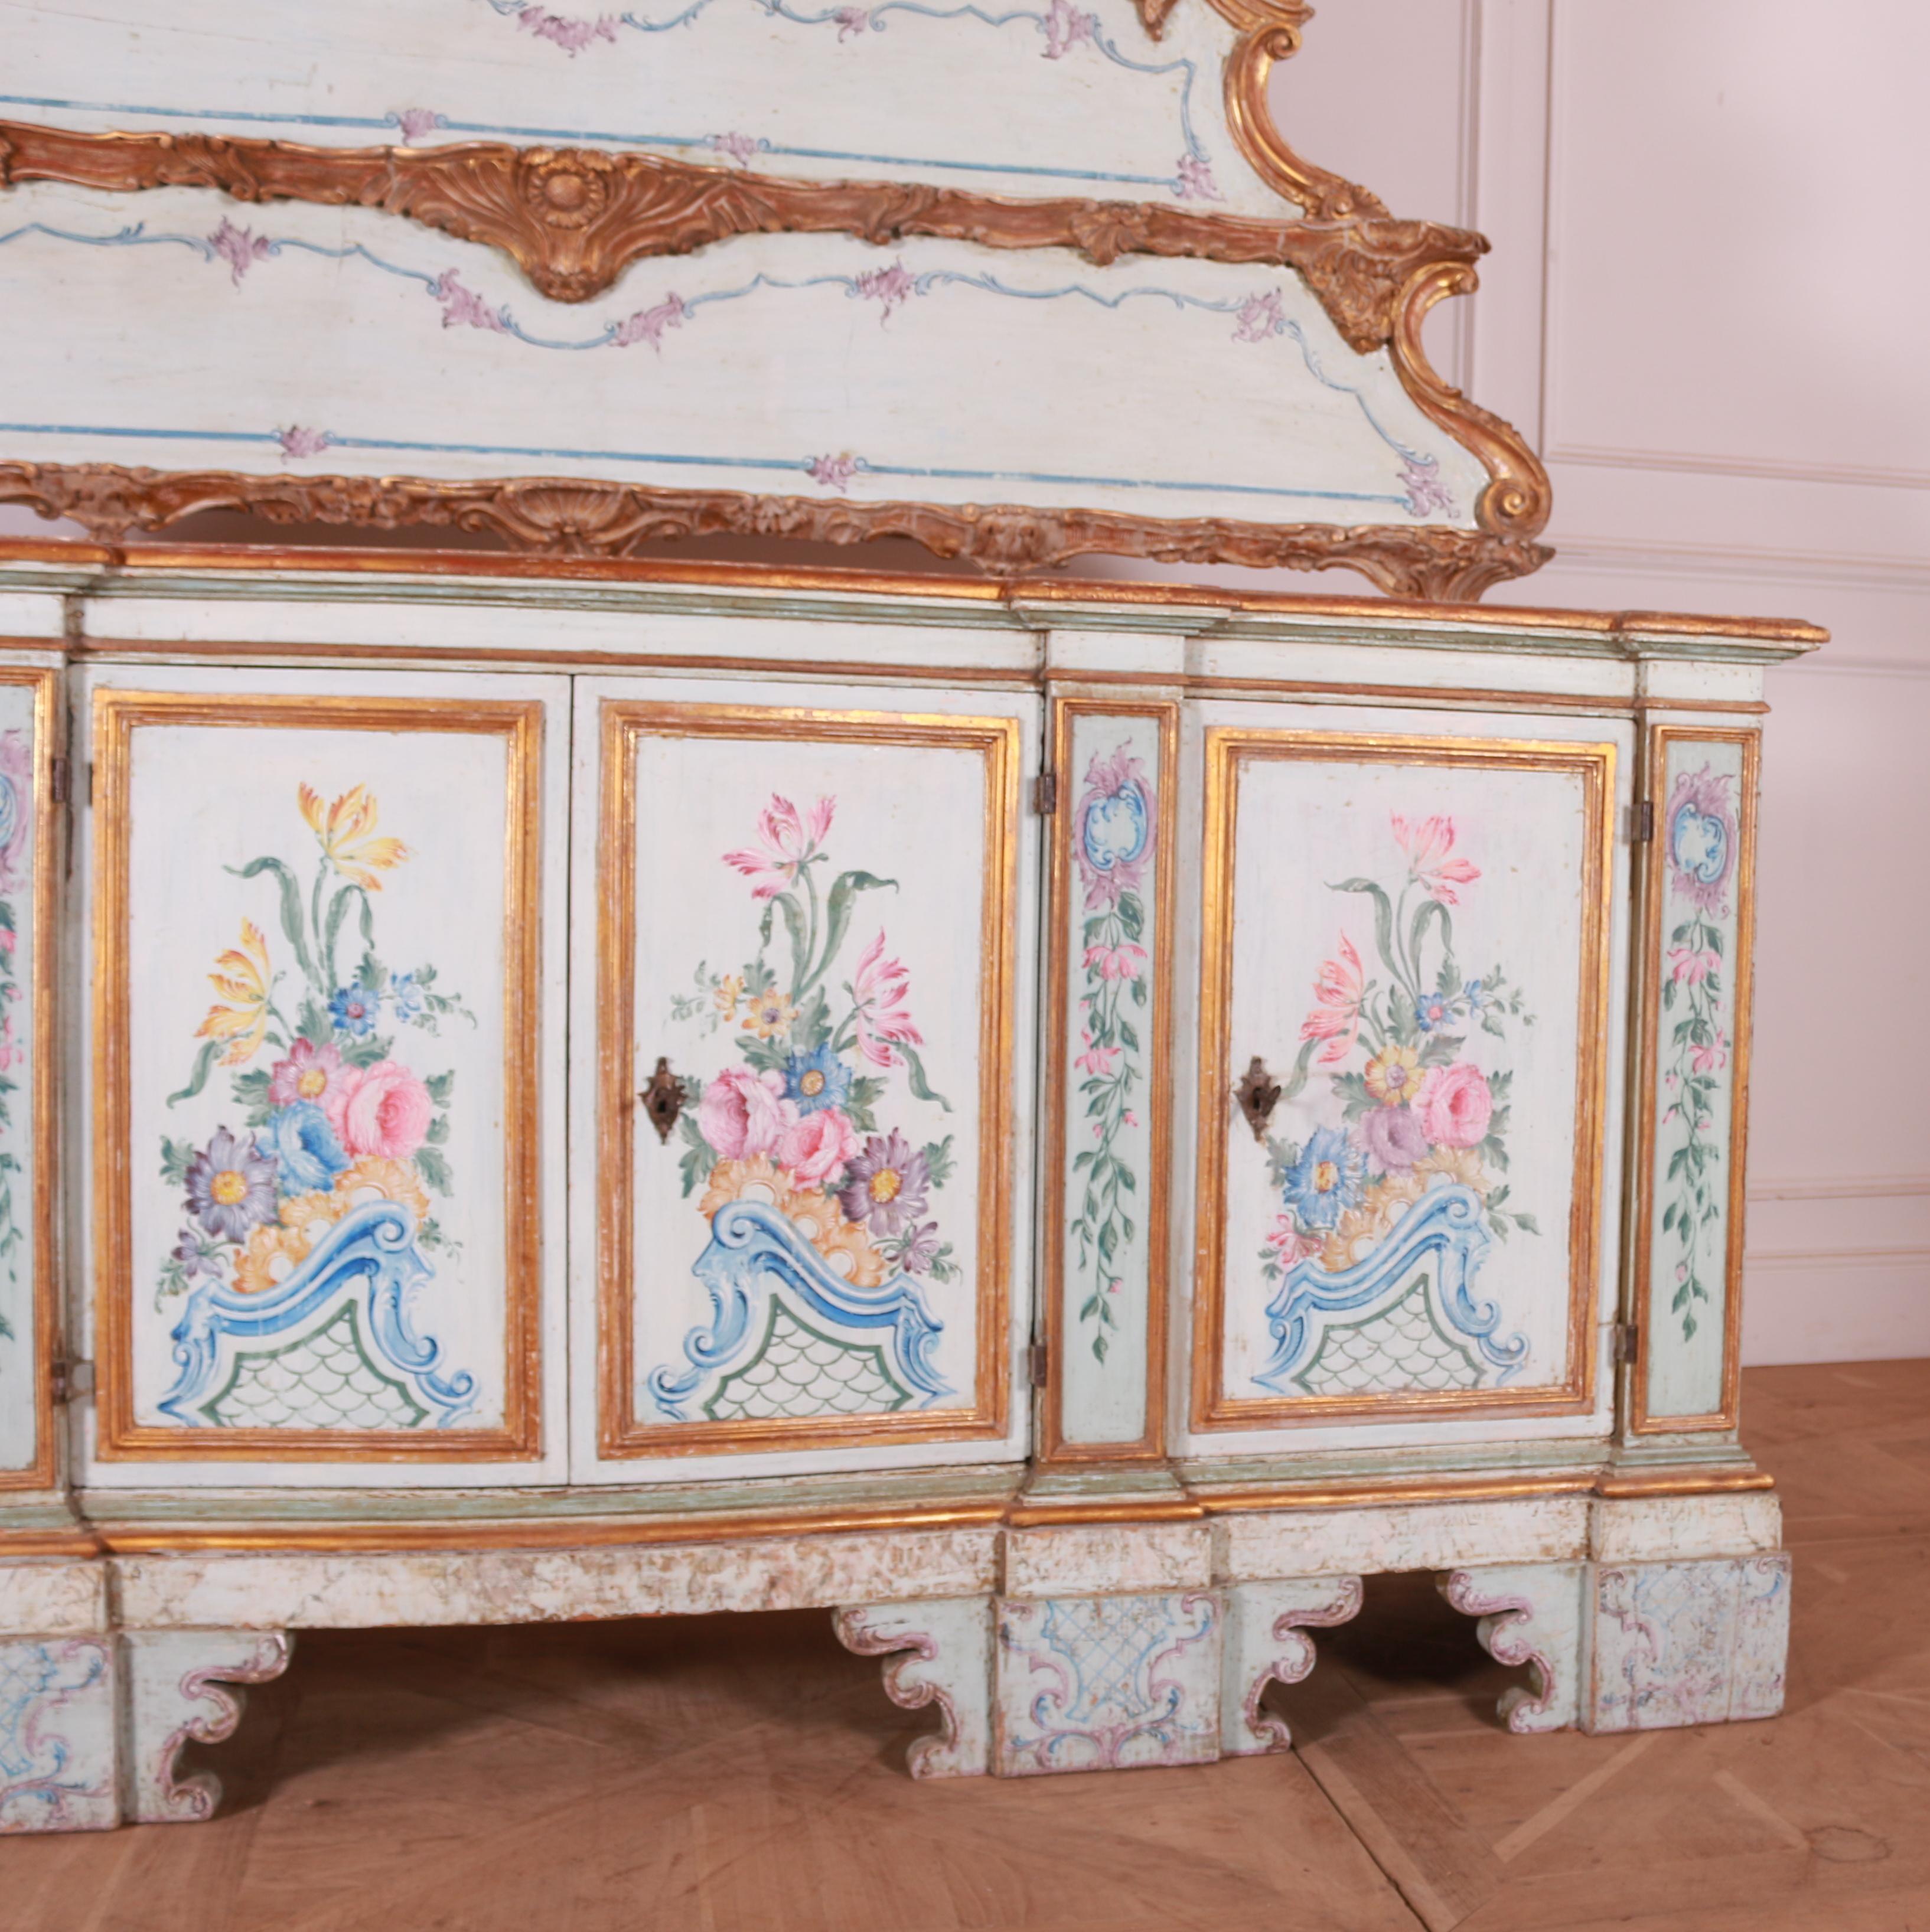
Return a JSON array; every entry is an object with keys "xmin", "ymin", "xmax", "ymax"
[
  {"xmin": 328, "ymin": 1060, "xmax": 433, "ymax": 1161},
  {"xmin": 698, "ymin": 1066, "xmax": 797, "ymax": 1161},
  {"xmin": 1260, "ymin": 810, "xmax": 1539, "ymax": 1334},
  {"xmin": 154, "ymin": 783, "xmax": 474, "ymax": 1367},
  {"xmin": 666, "ymin": 792, "xmax": 961, "ymax": 1298}
]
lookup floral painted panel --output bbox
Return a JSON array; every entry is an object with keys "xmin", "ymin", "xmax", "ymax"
[
  {"xmin": 118, "ymin": 712, "xmax": 526, "ymax": 1442},
  {"xmin": 1642, "ymin": 735, "xmax": 1752, "ymax": 1424},
  {"xmin": 626, "ymin": 720, "xmax": 1011, "ymax": 1438},
  {"xmin": 0, "ymin": 687, "xmax": 40, "ymax": 1477},
  {"xmin": 1055, "ymin": 714, "xmax": 1163, "ymax": 1449},
  {"xmin": 1214, "ymin": 745, "xmax": 1607, "ymax": 1415}
]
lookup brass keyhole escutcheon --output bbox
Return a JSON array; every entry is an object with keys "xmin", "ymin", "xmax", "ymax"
[
  {"xmin": 640, "ymin": 1056, "xmax": 685, "ymax": 1144},
  {"xmin": 1235, "ymin": 1056, "xmax": 1282, "ymax": 1142}
]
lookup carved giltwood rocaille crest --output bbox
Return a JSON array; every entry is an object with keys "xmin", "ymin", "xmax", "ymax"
[{"xmin": 0, "ymin": 0, "xmax": 1552, "ymax": 593}]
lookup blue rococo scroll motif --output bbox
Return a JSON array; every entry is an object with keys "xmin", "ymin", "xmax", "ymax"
[
  {"xmin": 647, "ymin": 1200, "xmax": 950, "ymax": 1419},
  {"xmin": 159, "ymin": 1201, "xmax": 477, "ymax": 1427},
  {"xmin": 1255, "ymin": 1183, "xmax": 1528, "ymax": 1392}
]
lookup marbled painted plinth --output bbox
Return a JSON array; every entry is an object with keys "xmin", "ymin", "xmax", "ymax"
[
  {"xmin": 1587, "ymin": 1554, "xmax": 1791, "ymax": 1732},
  {"xmin": 0, "ymin": 1637, "xmax": 118, "ymax": 1833},
  {"xmin": 994, "ymin": 1591, "xmax": 1221, "ymax": 1776}
]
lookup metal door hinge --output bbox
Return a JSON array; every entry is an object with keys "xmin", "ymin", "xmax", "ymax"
[
  {"xmin": 1026, "ymin": 1340, "xmax": 1050, "ymax": 1387},
  {"xmin": 1633, "ymin": 799, "xmax": 1654, "ymax": 843},
  {"xmin": 50, "ymin": 756, "xmax": 70, "ymax": 805},
  {"xmin": 51, "ymin": 1357, "xmax": 95, "ymax": 1403},
  {"xmin": 1032, "ymin": 772, "xmax": 1058, "ymax": 815},
  {"xmin": 1612, "ymin": 1323, "xmax": 1637, "ymax": 1368}
]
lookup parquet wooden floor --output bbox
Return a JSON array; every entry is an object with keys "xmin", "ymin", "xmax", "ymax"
[{"xmin": 8, "ymin": 1359, "xmax": 1930, "ymax": 1931}]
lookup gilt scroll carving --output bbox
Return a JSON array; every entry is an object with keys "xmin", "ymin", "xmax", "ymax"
[
  {"xmin": 0, "ymin": 462, "xmax": 1548, "ymax": 601},
  {"xmin": 0, "ymin": 120, "xmax": 1465, "ymax": 354}
]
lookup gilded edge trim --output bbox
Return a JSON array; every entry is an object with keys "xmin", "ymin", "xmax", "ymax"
[
  {"xmin": 90, "ymin": 688, "xmax": 547, "ymax": 1461},
  {"xmin": 0, "ymin": 468, "xmax": 1551, "ymax": 603},
  {"xmin": 1191, "ymin": 727, "xmax": 1618, "ymax": 1432},
  {"xmin": 595, "ymin": 701, "xmax": 1021, "ymax": 1459},
  {"xmin": 1038, "ymin": 696, "xmax": 1179, "ymax": 1464},
  {"xmin": 1626, "ymin": 724, "xmax": 1761, "ymax": 1435},
  {"xmin": 54, "ymin": 636, "xmax": 1780, "ymax": 720},
  {"xmin": 0, "ymin": 668, "xmax": 61, "ymax": 1492},
  {"xmin": 58, "ymin": 1464, "xmax": 1775, "ymax": 1554}
]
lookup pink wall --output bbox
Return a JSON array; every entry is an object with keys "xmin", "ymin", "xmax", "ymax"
[{"xmin": 5, "ymin": 0, "xmax": 1922, "ymax": 1362}]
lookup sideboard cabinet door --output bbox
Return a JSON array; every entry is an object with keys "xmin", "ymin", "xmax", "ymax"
[
  {"xmin": 1185, "ymin": 707, "xmax": 1633, "ymax": 1454},
  {"xmin": 79, "ymin": 667, "xmax": 570, "ymax": 1485},
  {"xmin": 575, "ymin": 679, "xmax": 1038, "ymax": 1480},
  {"xmin": 0, "ymin": 668, "xmax": 57, "ymax": 1493}
]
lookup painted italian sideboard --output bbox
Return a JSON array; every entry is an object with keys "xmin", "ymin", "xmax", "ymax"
[{"xmin": 0, "ymin": 544, "xmax": 1818, "ymax": 1826}]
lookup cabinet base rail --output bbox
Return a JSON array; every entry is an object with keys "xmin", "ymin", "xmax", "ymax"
[{"xmin": 0, "ymin": 1487, "xmax": 1787, "ymax": 1827}]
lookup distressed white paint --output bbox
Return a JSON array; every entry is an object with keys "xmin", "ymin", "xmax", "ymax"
[
  {"xmin": 1219, "ymin": 1494, "xmax": 1591, "ymax": 1580},
  {"xmin": 0, "ymin": 1636, "xmax": 118, "ymax": 1832},
  {"xmin": 1586, "ymin": 1553, "xmax": 1791, "ymax": 1732},
  {"xmin": 994, "ymin": 1590, "xmax": 1221, "ymax": 1774},
  {"xmin": 1003, "ymin": 1521, "xmax": 1212, "ymax": 1598},
  {"xmin": 832, "ymin": 1596, "xmax": 992, "ymax": 1778},
  {"xmin": 1220, "ymin": 1574, "xmax": 1361, "ymax": 1754},
  {"xmin": 112, "ymin": 1528, "xmax": 1001, "ymax": 1627},
  {"xmin": 1587, "ymin": 1492, "xmax": 1781, "ymax": 1566},
  {"xmin": 1440, "ymin": 1561, "xmax": 1583, "ymax": 1732},
  {"xmin": 121, "ymin": 1629, "xmax": 292, "ymax": 1823},
  {"xmin": 0, "ymin": 1561, "xmax": 109, "ymax": 1636}
]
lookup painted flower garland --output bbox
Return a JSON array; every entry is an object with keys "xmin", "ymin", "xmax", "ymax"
[
  {"xmin": 1261, "ymin": 814, "xmax": 1538, "ymax": 1292},
  {"xmin": 671, "ymin": 794, "xmax": 957, "ymax": 1289},
  {"xmin": 156, "ymin": 785, "xmax": 472, "ymax": 1308},
  {"xmin": 0, "ymin": 729, "xmax": 29, "ymax": 1359},
  {"xmin": 1658, "ymin": 763, "xmax": 1739, "ymax": 1341},
  {"xmin": 1068, "ymin": 742, "xmax": 1153, "ymax": 1363}
]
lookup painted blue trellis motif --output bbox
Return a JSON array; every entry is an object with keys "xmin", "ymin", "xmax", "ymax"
[
  {"xmin": 995, "ymin": 1591, "xmax": 1221, "ymax": 1774},
  {"xmin": 647, "ymin": 1200, "xmax": 950, "ymax": 1421},
  {"xmin": 159, "ymin": 1201, "xmax": 478, "ymax": 1429},
  {"xmin": 0, "ymin": 1640, "xmax": 118, "ymax": 1835},
  {"xmin": 1256, "ymin": 1182, "xmax": 1528, "ymax": 1394}
]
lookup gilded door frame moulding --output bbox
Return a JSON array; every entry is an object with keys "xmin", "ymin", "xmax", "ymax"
[
  {"xmin": 1038, "ymin": 695, "xmax": 1179, "ymax": 1464},
  {"xmin": 0, "ymin": 668, "xmax": 63, "ymax": 1491},
  {"xmin": 1626, "ymin": 723, "xmax": 1761, "ymax": 1436},
  {"xmin": 90, "ymin": 689, "xmax": 547, "ymax": 1461},
  {"xmin": 1191, "ymin": 727, "xmax": 1617, "ymax": 1432},
  {"xmin": 596, "ymin": 700, "xmax": 1022, "ymax": 1459}
]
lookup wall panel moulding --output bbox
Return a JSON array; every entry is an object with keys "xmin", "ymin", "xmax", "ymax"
[{"xmin": 0, "ymin": 0, "xmax": 1549, "ymax": 596}]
